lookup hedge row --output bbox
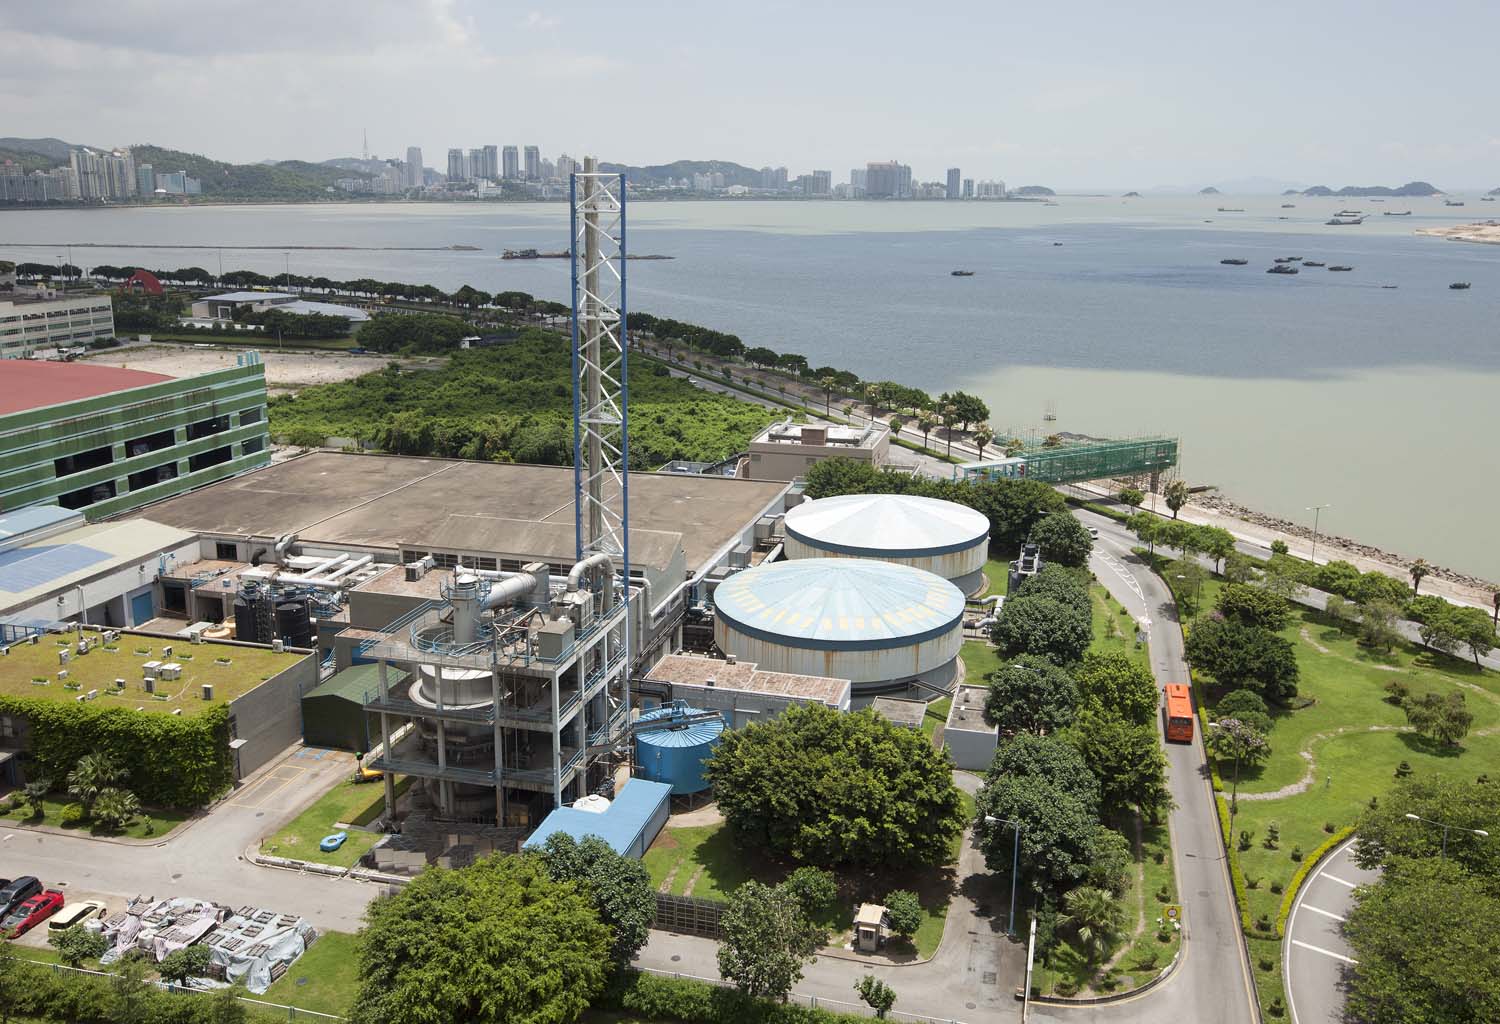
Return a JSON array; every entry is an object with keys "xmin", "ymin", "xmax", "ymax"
[
  {"xmin": 1276, "ymin": 826, "xmax": 1357, "ymax": 937},
  {"xmin": 599, "ymin": 970, "xmax": 872, "ymax": 1024},
  {"xmin": 1216, "ymin": 795, "xmax": 1256, "ymax": 935},
  {"xmin": 0, "ymin": 957, "xmax": 251, "ymax": 1024},
  {"xmin": 0, "ymin": 697, "xmax": 233, "ymax": 808}
]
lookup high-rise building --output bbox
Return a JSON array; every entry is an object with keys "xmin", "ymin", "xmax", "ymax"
[
  {"xmin": 807, "ymin": 170, "xmax": 831, "ymax": 196},
  {"xmin": 405, "ymin": 147, "xmax": 423, "ymax": 189},
  {"xmin": 136, "ymin": 163, "xmax": 155, "ymax": 196},
  {"xmin": 946, "ymin": 168, "xmax": 961, "ymax": 200},
  {"xmin": 481, "ymin": 145, "xmax": 498, "ymax": 181},
  {"xmin": 963, "ymin": 178, "xmax": 974, "ymax": 199},
  {"xmin": 523, "ymin": 145, "xmax": 541, "ymax": 180},
  {"xmin": 865, "ymin": 161, "xmax": 912, "ymax": 199},
  {"xmin": 69, "ymin": 148, "xmax": 104, "ymax": 200},
  {"xmin": 467, "ymin": 148, "xmax": 484, "ymax": 181},
  {"xmin": 556, "ymin": 153, "xmax": 577, "ymax": 180},
  {"xmin": 502, "ymin": 145, "xmax": 519, "ymax": 179},
  {"xmin": 447, "ymin": 148, "xmax": 465, "ymax": 182},
  {"xmin": 849, "ymin": 168, "xmax": 867, "ymax": 191},
  {"xmin": 540, "ymin": 158, "xmax": 556, "ymax": 181}
]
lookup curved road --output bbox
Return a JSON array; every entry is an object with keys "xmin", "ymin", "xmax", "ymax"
[
  {"xmin": 1283, "ymin": 836, "xmax": 1376, "ymax": 1024},
  {"xmin": 1031, "ymin": 509, "xmax": 1258, "ymax": 1024}
]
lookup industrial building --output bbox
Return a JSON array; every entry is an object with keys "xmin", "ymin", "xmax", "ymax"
[
  {"xmin": 522, "ymin": 778, "xmax": 672, "ymax": 859},
  {"xmin": 187, "ymin": 291, "xmax": 369, "ymax": 324},
  {"xmin": 782, "ymin": 493, "xmax": 991, "ymax": 595},
  {"xmin": 642, "ymin": 653, "xmax": 851, "ymax": 724},
  {"xmin": 0, "ymin": 505, "xmax": 198, "ymax": 631},
  {"xmin": 943, "ymin": 682, "xmax": 997, "ymax": 770},
  {"xmin": 712, "ymin": 558, "xmax": 965, "ymax": 699},
  {"xmin": 743, "ymin": 419, "xmax": 889, "ymax": 482},
  {"xmin": 633, "ymin": 701, "xmax": 724, "ymax": 795},
  {"xmin": 0, "ymin": 293, "xmax": 115, "ymax": 359},
  {"xmin": 0, "ymin": 358, "xmax": 271, "ymax": 520}
]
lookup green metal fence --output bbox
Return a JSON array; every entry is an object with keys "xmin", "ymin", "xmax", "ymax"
[{"xmin": 958, "ymin": 436, "xmax": 1178, "ymax": 486}]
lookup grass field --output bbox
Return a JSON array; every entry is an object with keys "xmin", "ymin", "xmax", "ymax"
[
  {"xmin": 1, "ymin": 793, "xmax": 191, "ymax": 839},
  {"xmin": 144, "ymin": 333, "xmax": 358, "ymax": 351},
  {"xmin": 259, "ymin": 776, "xmax": 409, "ymax": 868},
  {"xmin": 923, "ymin": 697, "xmax": 951, "ymax": 740},
  {"xmin": 0, "ymin": 635, "xmax": 305, "ymax": 717},
  {"xmin": 960, "ymin": 638, "xmax": 1003, "ymax": 681},
  {"xmin": 982, "ymin": 559, "xmax": 1009, "ymax": 597},
  {"xmin": 1090, "ymin": 584, "xmax": 1150, "ymax": 669},
  {"xmin": 261, "ymin": 930, "xmax": 361, "ymax": 1016}
]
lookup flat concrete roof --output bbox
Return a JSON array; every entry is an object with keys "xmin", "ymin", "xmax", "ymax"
[
  {"xmin": 870, "ymin": 696, "xmax": 927, "ymax": 728},
  {"xmin": 0, "ymin": 363, "xmax": 172, "ymax": 416},
  {"xmin": 946, "ymin": 684, "xmax": 992, "ymax": 732},
  {"xmin": 131, "ymin": 451, "xmax": 789, "ymax": 575},
  {"xmin": 0, "ymin": 518, "xmax": 196, "ymax": 614},
  {"xmin": 645, "ymin": 653, "xmax": 851, "ymax": 706}
]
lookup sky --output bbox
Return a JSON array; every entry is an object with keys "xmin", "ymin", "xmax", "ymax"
[{"xmin": 3, "ymin": 0, "xmax": 1497, "ymax": 191}]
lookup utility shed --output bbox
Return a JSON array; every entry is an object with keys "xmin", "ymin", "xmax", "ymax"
[
  {"xmin": 522, "ymin": 779, "xmax": 672, "ymax": 860},
  {"xmin": 870, "ymin": 696, "xmax": 926, "ymax": 731},
  {"xmin": 301, "ymin": 664, "xmax": 405, "ymax": 752}
]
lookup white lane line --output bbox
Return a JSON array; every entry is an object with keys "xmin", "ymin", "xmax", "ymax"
[
  {"xmin": 1291, "ymin": 939, "xmax": 1358, "ymax": 964},
  {"xmin": 1321, "ymin": 873, "xmax": 1359, "ymax": 888},
  {"xmin": 1300, "ymin": 904, "xmax": 1347, "ymax": 923}
]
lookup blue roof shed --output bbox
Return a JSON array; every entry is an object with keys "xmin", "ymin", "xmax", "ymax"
[{"xmin": 522, "ymin": 779, "xmax": 673, "ymax": 860}]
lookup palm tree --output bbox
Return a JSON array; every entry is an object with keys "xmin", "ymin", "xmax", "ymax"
[
  {"xmin": 888, "ymin": 415, "xmax": 905, "ymax": 438},
  {"xmin": 1164, "ymin": 479, "xmax": 1189, "ymax": 519},
  {"xmin": 941, "ymin": 403, "xmax": 958, "ymax": 459},
  {"xmin": 1492, "ymin": 590, "xmax": 1499, "ymax": 629},
  {"xmin": 1061, "ymin": 886, "xmax": 1126, "ymax": 962},
  {"xmin": 67, "ymin": 752, "xmax": 127, "ymax": 820},
  {"xmin": 917, "ymin": 414, "xmax": 935, "ymax": 451},
  {"xmin": 819, "ymin": 376, "xmax": 838, "ymax": 417},
  {"xmin": 1409, "ymin": 558, "xmax": 1430, "ymax": 596},
  {"xmin": 91, "ymin": 788, "xmax": 142, "ymax": 832},
  {"xmin": 973, "ymin": 424, "xmax": 995, "ymax": 461},
  {"xmin": 865, "ymin": 383, "xmax": 881, "ymax": 419}
]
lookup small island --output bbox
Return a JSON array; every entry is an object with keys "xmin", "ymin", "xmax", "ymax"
[
  {"xmin": 1122, "ymin": 191, "xmax": 1142, "ymax": 198},
  {"xmin": 1199, "ymin": 186, "xmax": 1221, "ymax": 195},
  {"xmin": 1417, "ymin": 221, "xmax": 1500, "ymax": 245},
  {"xmin": 1298, "ymin": 181, "xmax": 1440, "ymax": 197},
  {"xmin": 1012, "ymin": 185, "xmax": 1056, "ymax": 197}
]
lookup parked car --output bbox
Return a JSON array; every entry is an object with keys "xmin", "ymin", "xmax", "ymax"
[
  {"xmin": 0, "ymin": 877, "xmax": 41, "ymax": 917},
  {"xmin": 48, "ymin": 899, "xmax": 107, "ymax": 932},
  {"xmin": 2, "ymin": 890, "xmax": 63, "ymax": 938},
  {"xmin": 1088, "ymin": 526, "xmax": 1100, "ymax": 539}
]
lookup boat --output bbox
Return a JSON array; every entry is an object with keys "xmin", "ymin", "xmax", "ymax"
[
  {"xmin": 1450, "ymin": 282, "xmax": 1472, "ymax": 290},
  {"xmin": 1326, "ymin": 216, "xmax": 1365, "ymax": 225},
  {"xmin": 1338, "ymin": 209, "xmax": 1363, "ymax": 215},
  {"xmin": 1274, "ymin": 256, "xmax": 1302, "ymax": 263},
  {"xmin": 1281, "ymin": 203, "xmax": 1296, "ymax": 208},
  {"xmin": 1381, "ymin": 285, "xmax": 1398, "ymax": 289},
  {"xmin": 1220, "ymin": 258, "xmax": 1249, "ymax": 266},
  {"xmin": 1052, "ymin": 242, "xmax": 1064, "ymax": 246},
  {"xmin": 1445, "ymin": 200, "xmax": 1465, "ymax": 207},
  {"xmin": 1383, "ymin": 211, "xmax": 1412, "ymax": 216},
  {"xmin": 1217, "ymin": 207, "xmax": 1246, "ymax": 212},
  {"xmin": 1483, "ymin": 197, "xmax": 1496, "ymax": 202},
  {"xmin": 1303, "ymin": 260, "xmax": 1326, "ymax": 267},
  {"xmin": 1267, "ymin": 264, "xmax": 1299, "ymax": 275},
  {"xmin": 1328, "ymin": 265, "xmax": 1354, "ymax": 272},
  {"xmin": 950, "ymin": 270, "xmax": 975, "ymax": 277}
]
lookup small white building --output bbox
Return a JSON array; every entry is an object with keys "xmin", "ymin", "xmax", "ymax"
[
  {"xmin": 188, "ymin": 291, "xmax": 369, "ymax": 323},
  {"xmin": 944, "ymin": 682, "xmax": 998, "ymax": 771}
]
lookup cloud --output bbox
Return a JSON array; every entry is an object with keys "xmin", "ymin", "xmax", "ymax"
[{"xmin": 523, "ymin": 11, "xmax": 559, "ymax": 30}]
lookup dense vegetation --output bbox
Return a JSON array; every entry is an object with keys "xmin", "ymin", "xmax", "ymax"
[
  {"xmin": 131, "ymin": 144, "xmax": 368, "ymax": 200},
  {"xmin": 703, "ymin": 703, "xmax": 966, "ymax": 869},
  {"xmin": 1345, "ymin": 777, "xmax": 1500, "ymax": 1023},
  {"xmin": 268, "ymin": 330, "xmax": 777, "ymax": 467}
]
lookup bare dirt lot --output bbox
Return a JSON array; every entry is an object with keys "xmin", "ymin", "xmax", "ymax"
[{"xmin": 82, "ymin": 344, "xmax": 409, "ymax": 394}]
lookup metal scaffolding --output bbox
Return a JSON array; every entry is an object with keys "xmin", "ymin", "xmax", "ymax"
[{"xmin": 956, "ymin": 435, "xmax": 1179, "ymax": 486}]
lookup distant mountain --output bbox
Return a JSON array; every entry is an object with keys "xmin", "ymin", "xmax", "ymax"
[
  {"xmin": 1013, "ymin": 185, "xmax": 1055, "ymax": 196},
  {"xmin": 1488, "ymin": 187, "xmax": 1500, "ymax": 196},
  {"xmin": 1199, "ymin": 186, "xmax": 1221, "ymax": 195},
  {"xmin": 599, "ymin": 159, "xmax": 762, "ymax": 188},
  {"xmin": 322, "ymin": 156, "xmax": 402, "ymax": 176},
  {"xmin": 1122, "ymin": 191, "xmax": 1141, "ymax": 198},
  {"xmin": 1282, "ymin": 189, "xmax": 1300, "ymax": 196},
  {"xmin": 0, "ymin": 137, "xmax": 96, "ymax": 162},
  {"xmin": 1299, "ymin": 181, "xmax": 1440, "ymax": 197},
  {"xmin": 131, "ymin": 145, "xmax": 367, "ymax": 200}
]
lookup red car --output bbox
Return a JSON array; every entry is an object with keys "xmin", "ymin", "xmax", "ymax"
[{"xmin": 2, "ymin": 890, "xmax": 64, "ymax": 938}]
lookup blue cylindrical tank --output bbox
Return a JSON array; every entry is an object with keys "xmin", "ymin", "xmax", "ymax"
[{"xmin": 634, "ymin": 702, "xmax": 725, "ymax": 795}]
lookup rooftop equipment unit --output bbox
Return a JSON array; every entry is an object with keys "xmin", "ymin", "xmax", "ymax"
[
  {"xmin": 201, "ymin": 684, "xmax": 213, "ymax": 701},
  {"xmin": 144, "ymin": 677, "xmax": 154, "ymax": 694}
]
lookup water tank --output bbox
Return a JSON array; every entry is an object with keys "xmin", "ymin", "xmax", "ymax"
[
  {"xmin": 233, "ymin": 597, "xmax": 262, "ymax": 645},
  {"xmin": 275, "ymin": 600, "xmax": 313, "ymax": 649},
  {"xmin": 634, "ymin": 702, "xmax": 725, "ymax": 795}
]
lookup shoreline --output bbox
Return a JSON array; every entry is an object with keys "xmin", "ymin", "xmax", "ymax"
[{"xmin": 1416, "ymin": 221, "xmax": 1500, "ymax": 245}]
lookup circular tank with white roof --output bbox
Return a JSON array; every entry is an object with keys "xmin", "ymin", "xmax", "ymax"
[
  {"xmin": 782, "ymin": 493, "xmax": 990, "ymax": 595},
  {"xmin": 713, "ymin": 558, "xmax": 965, "ymax": 698}
]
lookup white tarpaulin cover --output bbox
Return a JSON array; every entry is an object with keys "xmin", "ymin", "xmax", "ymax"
[
  {"xmin": 203, "ymin": 906, "xmax": 317, "ymax": 994},
  {"xmin": 100, "ymin": 897, "xmax": 225, "ymax": 965}
]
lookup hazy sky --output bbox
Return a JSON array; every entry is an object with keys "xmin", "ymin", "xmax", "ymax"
[{"xmin": 3, "ymin": 0, "xmax": 1496, "ymax": 190}]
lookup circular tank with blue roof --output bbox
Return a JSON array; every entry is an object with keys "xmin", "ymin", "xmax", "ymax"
[{"xmin": 634, "ymin": 701, "xmax": 725, "ymax": 795}]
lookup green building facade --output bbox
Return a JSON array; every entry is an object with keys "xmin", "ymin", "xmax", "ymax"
[{"xmin": 0, "ymin": 356, "xmax": 271, "ymax": 519}]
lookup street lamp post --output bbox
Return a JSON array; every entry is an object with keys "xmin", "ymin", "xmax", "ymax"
[
  {"xmin": 1404, "ymin": 813, "xmax": 1490, "ymax": 862},
  {"xmin": 984, "ymin": 815, "xmax": 1023, "ymax": 937},
  {"xmin": 1306, "ymin": 503, "xmax": 1331, "ymax": 564}
]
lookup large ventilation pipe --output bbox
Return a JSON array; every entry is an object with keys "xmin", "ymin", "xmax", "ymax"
[
  {"xmin": 272, "ymin": 533, "xmax": 298, "ymax": 567},
  {"xmin": 481, "ymin": 574, "xmax": 535, "ymax": 612},
  {"xmin": 566, "ymin": 552, "xmax": 615, "ymax": 612},
  {"xmin": 323, "ymin": 554, "xmax": 374, "ymax": 582},
  {"xmin": 297, "ymin": 553, "xmax": 348, "ymax": 577}
]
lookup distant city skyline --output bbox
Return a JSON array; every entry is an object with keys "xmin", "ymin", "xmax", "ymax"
[{"xmin": 2, "ymin": 1, "xmax": 1497, "ymax": 189}]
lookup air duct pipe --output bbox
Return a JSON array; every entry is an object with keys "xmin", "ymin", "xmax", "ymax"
[
  {"xmin": 566, "ymin": 553, "xmax": 615, "ymax": 612},
  {"xmin": 322, "ymin": 554, "xmax": 374, "ymax": 581},
  {"xmin": 271, "ymin": 533, "xmax": 298, "ymax": 567},
  {"xmin": 480, "ymin": 574, "xmax": 536, "ymax": 612},
  {"xmin": 446, "ymin": 572, "xmax": 535, "ymax": 645},
  {"xmin": 297, "ymin": 553, "xmax": 349, "ymax": 577}
]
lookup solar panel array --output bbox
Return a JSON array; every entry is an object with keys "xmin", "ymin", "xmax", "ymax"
[{"xmin": 0, "ymin": 543, "xmax": 112, "ymax": 593}]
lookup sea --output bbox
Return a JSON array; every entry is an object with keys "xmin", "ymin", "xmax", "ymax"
[{"xmin": 2, "ymin": 194, "xmax": 1497, "ymax": 581}]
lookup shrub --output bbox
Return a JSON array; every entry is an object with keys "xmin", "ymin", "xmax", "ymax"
[
  {"xmin": 782, "ymin": 867, "xmax": 839, "ymax": 920},
  {"xmin": 1324, "ymin": 822, "xmax": 1336, "ymax": 833},
  {"xmin": 1259, "ymin": 956, "xmax": 1275, "ymax": 971},
  {"xmin": 1156, "ymin": 884, "xmax": 1170, "ymax": 902},
  {"xmin": 1238, "ymin": 829, "xmax": 1253, "ymax": 851},
  {"xmin": 1264, "ymin": 822, "xmax": 1280, "ymax": 849},
  {"xmin": 59, "ymin": 802, "xmax": 85, "ymax": 825},
  {"xmin": 158, "ymin": 944, "xmax": 213, "ymax": 985},
  {"xmin": 49, "ymin": 924, "xmax": 109, "ymax": 966},
  {"xmin": 1395, "ymin": 761, "xmax": 1413, "ymax": 779},
  {"xmin": 1270, "ymin": 881, "xmax": 1284, "ymax": 894},
  {"xmin": 883, "ymin": 890, "xmax": 923, "ymax": 938},
  {"xmin": 1246, "ymin": 876, "xmax": 1259, "ymax": 889},
  {"xmin": 1054, "ymin": 979, "xmax": 1079, "ymax": 997},
  {"xmin": 1269, "ymin": 996, "xmax": 1286, "ymax": 1017},
  {"xmin": 1270, "ymin": 540, "xmax": 1288, "ymax": 555},
  {"xmin": 1290, "ymin": 845, "xmax": 1303, "ymax": 862}
]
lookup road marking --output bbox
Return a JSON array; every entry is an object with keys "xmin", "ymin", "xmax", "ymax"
[
  {"xmin": 1291, "ymin": 939, "xmax": 1358, "ymax": 964},
  {"xmin": 1300, "ymin": 904, "xmax": 1347, "ymax": 922},
  {"xmin": 1320, "ymin": 873, "xmax": 1358, "ymax": 888}
]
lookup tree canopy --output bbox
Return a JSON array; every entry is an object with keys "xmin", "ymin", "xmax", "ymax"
[
  {"xmin": 538, "ymin": 832, "xmax": 655, "ymax": 969},
  {"xmin": 1183, "ymin": 618, "xmax": 1300, "ymax": 704},
  {"xmin": 984, "ymin": 655, "xmax": 1080, "ymax": 735},
  {"xmin": 717, "ymin": 881, "xmax": 826, "ymax": 1001},
  {"xmin": 1064, "ymin": 709, "xmax": 1172, "ymax": 820},
  {"xmin": 987, "ymin": 733, "xmax": 1100, "ymax": 811},
  {"xmin": 1030, "ymin": 514, "xmax": 1093, "ymax": 568},
  {"xmin": 349, "ymin": 854, "xmax": 611, "ymax": 1024},
  {"xmin": 703, "ymin": 704, "xmax": 965, "ymax": 868},
  {"xmin": 1215, "ymin": 583, "xmax": 1291, "ymax": 632},
  {"xmin": 1072, "ymin": 651, "xmax": 1159, "ymax": 726},
  {"xmin": 1013, "ymin": 563, "xmax": 1092, "ymax": 620},
  {"xmin": 991, "ymin": 595, "xmax": 1092, "ymax": 666}
]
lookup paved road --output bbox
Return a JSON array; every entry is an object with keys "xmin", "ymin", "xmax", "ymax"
[
  {"xmin": 636, "ymin": 770, "xmax": 1025, "ymax": 1022},
  {"xmin": 0, "ymin": 747, "xmax": 381, "ymax": 933},
  {"xmin": 1030, "ymin": 510, "xmax": 1258, "ymax": 1024},
  {"xmin": 1283, "ymin": 837, "xmax": 1377, "ymax": 1024}
]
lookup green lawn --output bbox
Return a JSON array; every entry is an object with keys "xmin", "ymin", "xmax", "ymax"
[
  {"xmin": 923, "ymin": 697, "xmax": 952, "ymax": 740},
  {"xmin": 0, "ymin": 793, "xmax": 191, "ymax": 839},
  {"xmin": 1090, "ymin": 584, "xmax": 1150, "ymax": 668},
  {"xmin": 261, "ymin": 930, "xmax": 361, "ymax": 1017},
  {"xmin": 259, "ymin": 776, "xmax": 408, "ymax": 868},
  {"xmin": 144, "ymin": 333, "xmax": 358, "ymax": 350},
  {"xmin": 960, "ymin": 638, "xmax": 1003, "ymax": 681},
  {"xmin": 981, "ymin": 559, "xmax": 1009, "ymax": 597},
  {"xmin": 0, "ymin": 635, "xmax": 305, "ymax": 717}
]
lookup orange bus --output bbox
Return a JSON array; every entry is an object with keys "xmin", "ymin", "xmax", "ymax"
[{"xmin": 1163, "ymin": 684, "xmax": 1194, "ymax": 743}]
